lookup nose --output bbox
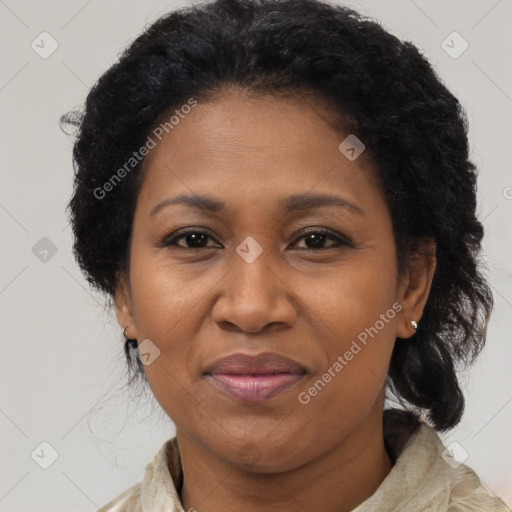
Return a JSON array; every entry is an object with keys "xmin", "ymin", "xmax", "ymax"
[{"xmin": 211, "ymin": 242, "xmax": 298, "ymax": 333}]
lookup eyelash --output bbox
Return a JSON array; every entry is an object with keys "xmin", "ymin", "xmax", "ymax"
[{"xmin": 158, "ymin": 227, "xmax": 352, "ymax": 251}]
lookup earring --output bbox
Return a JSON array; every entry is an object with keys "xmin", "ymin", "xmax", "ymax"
[
  {"xmin": 410, "ymin": 320, "xmax": 418, "ymax": 332},
  {"xmin": 122, "ymin": 325, "xmax": 129, "ymax": 338}
]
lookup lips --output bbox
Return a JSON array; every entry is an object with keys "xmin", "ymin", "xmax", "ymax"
[
  {"xmin": 204, "ymin": 352, "xmax": 306, "ymax": 375},
  {"xmin": 204, "ymin": 352, "xmax": 307, "ymax": 402}
]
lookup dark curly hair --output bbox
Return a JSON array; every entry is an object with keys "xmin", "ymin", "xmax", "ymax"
[{"xmin": 61, "ymin": 0, "xmax": 493, "ymax": 432}]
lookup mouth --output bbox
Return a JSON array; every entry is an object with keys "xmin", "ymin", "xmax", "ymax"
[
  {"xmin": 206, "ymin": 372, "xmax": 305, "ymax": 401},
  {"xmin": 203, "ymin": 352, "xmax": 307, "ymax": 402}
]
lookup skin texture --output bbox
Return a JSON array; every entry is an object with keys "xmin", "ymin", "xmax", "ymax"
[{"xmin": 114, "ymin": 91, "xmax": 436, "ymax": 512}]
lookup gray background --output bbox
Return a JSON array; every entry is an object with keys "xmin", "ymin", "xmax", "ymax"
[{"xmin": 1, "ymin": 0, "xmax": 511, "ymax": 510}]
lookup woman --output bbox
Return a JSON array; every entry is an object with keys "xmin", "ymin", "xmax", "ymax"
[{"xmin": 61, "ymin": 0, "xmax": 510, "ymax": 510}]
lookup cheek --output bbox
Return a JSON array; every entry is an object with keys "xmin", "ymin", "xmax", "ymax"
[
  {"xmin": 129, "ymin": 249, "xmax": 218, "ymax": 339},
  {"xmin": 294, "ymin": 250, "xmax": 399, "ymax": 418},
  {"xmin": 127, "ymin": 255, "xmax": 194, "ymax": 385},
  {"xmin": 295, "ymin": 306, "xmax": 398, "ymax": 447},
  {"xmin": 127, "ymin": 248, "xmax": 238, "ymax": 423},
  {"xmin": 300, "ymin": 247, "xmax": 399, "ymax": 346}
]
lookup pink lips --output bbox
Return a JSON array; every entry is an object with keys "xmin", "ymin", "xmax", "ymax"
[{"xmin": 204, "ymin": 352, "xmax": 306, "ymax": 402}]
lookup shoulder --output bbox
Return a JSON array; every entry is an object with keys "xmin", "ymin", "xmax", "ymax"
[
  {"xmin": 95, "ymin": 436, "xmax": 182, "ymax": 512},
  {"xmin": 354, "ymin": 411, "xmax": 511, "ymax": 511},
  {"xmin": 444, "ymin": 460, "xmax": 511, "ymax": 511},
  {"xmin": 97, "ymin": 481, "xmax": 142, "ymax": 512},
  {"xmin": 405, "ymin": 422, "xmax": 511, "ymax": 511}
]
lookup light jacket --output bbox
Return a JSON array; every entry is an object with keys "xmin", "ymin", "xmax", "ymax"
[{"xmin": 97, "ymin": 410, "xmax": 510, "ymax": 511}]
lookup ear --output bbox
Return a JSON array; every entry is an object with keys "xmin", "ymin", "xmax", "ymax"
[
  {"xmin": 396, "ymin": 238, "xmax": 437, "ymax": 339},
  {"xmin": 114, "ymin": 273, "xmax": 137, "ymax": 340}
]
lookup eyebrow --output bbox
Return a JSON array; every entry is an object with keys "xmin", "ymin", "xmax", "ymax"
[{"xmin": 149, "ymin": 192, "xmax": 365, "ymax": 217}]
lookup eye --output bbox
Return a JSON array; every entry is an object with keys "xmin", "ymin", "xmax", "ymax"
[
  {"xmin": 291, "ymin": 229, "xmax": 351, "ymax": 250},
  {"xmin": 159, "ymin": 229, "xmax": 220, "ymax": 249}
]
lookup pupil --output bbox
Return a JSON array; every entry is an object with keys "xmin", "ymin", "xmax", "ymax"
[
  {"xmin": 187, "ymin": 233, "xmax": 207, "ymax": 247},
  {"xmin": 306, "ymin": 233, "xmax": 326, "ymax": 248}
]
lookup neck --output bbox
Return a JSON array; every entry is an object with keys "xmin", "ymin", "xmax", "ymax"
[{"xmin": 176, "ymin": 407, "xmax": 393, "ymax": 512}]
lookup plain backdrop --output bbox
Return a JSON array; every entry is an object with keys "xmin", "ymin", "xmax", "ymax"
[{"xmin": 1, "ymin": 0, "xmax": 511, "ymax": 510}]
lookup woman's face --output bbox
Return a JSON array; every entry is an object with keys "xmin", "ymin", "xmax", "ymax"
[{"xmin": 115, "ymin": 91, "xmax": 433, "ymax": 472}]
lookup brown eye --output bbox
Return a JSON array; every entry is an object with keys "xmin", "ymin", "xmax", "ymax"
[
  {"xmin": 292, "ymin": 229, "xmax": 350, "ymax": 250},
  {"xmin": 160, "ymin": 230, "xmax": 220, "ymax": 249}
]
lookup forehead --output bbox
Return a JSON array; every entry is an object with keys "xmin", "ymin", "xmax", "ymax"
[{"xmin": 136, "ymin": 92, "xmax": 384, "ymax": 218}]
